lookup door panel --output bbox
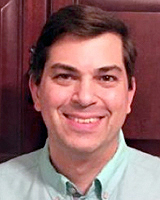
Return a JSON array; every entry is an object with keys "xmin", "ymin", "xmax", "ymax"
[
  {"xmin": 22, "ymin": 0, "xmax": 76, "ymax": 154},
  {"xmin": 0, "ymin": 0, "xmax": 22, "ymax": 162},
  {"xmin": 79, "ymin": 0, "xmax": 160, "ymax": 154},
  {"xmin": 51, "ymin": 0, "xmax": 74, "ymax": 11},
  {"xmin": 1, "ymin": 0, "xmax": 160, "ymax": 163},
  {"xmin": 78, "ymin": 0, "xmax": 160, "ymax": 11},
  {"xmin": 22, "ymin": 0, "xmax": 49, "ymax": 154}
]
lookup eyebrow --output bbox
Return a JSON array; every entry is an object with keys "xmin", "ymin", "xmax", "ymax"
[
  {"xmin": 50, "ymin": 63, "xmax": 79, "ymax": 73},
  {"xmin": 50, "ymin": 63, "xmax": 123, "ymax": 74},
  {"xmin": 96, "ymin": 65, "xmax": 123, "ymax": 73}
]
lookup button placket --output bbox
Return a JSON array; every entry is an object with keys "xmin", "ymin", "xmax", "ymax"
[
  {"xmin": 103, "ymin": 192, "xmax": 108, "ymax": 199},
  {"xmin": 53, "ymin": 197, "xmax": 60, "ymax": 200},
  {"xmin": 69, "ymin": 186, "xmax": 77, "ymax": 195}
]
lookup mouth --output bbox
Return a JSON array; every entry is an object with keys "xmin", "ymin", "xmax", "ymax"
[{"xmin": 63, "ymin": 114, "xmax": 104, "ymax": 124}]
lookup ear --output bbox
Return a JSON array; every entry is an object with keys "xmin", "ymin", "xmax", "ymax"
[
  {"xmin": 127, "ymin": 77, "xmax": 136, "ymax": 114},
  {"xmin": 29, "ymin": 76, "xmax": 41, "ymax": 112}
]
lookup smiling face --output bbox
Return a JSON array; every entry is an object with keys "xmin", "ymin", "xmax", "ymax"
[{"xmin": 30, "ymin": 33, "xmax": 135, "ymax": 155}]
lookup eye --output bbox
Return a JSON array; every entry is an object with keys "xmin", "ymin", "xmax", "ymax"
[
  {"xmin": 55, "ymin": 73, "xmax": 73, "ymax": 80},
  {"xmin": 99, "ymin": 75, "xmax": 117, "ymax": 82},
  {"xmin": 52, "ymin": 73, "xmax": 78, "ymax": 86},
  {"xmin": 95, "ymin": 74, "xmax": 119, "ymax": 88}
]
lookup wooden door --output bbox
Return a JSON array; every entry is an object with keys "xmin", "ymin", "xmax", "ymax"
[
  {"xmin": 1, "ymin": 0, "xmax": 160, "ymax": 163},
  {"xmin": 77, "ymin": 0, "xmax": 160, "ymax": 156},
  {"xmin": 0, "ymin": 0, "xmax": 22, "ymax": 162},
  {"xmin": 0, "ymin": 0, "xmax": 76, "ymax": 163}
]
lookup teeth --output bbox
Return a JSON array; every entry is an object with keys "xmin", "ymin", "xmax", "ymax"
[
  {"xmin": 74, "ymin": 117, "xmax": 99, "ymax": 124},
  {"xmin": 64, "ymin": 114, "xmax": 101, "ymax": 124}
]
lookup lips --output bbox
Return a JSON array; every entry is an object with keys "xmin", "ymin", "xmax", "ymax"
[{"xmin": 63, "ymin": 113, "xmax": 104, "ymax": 124}]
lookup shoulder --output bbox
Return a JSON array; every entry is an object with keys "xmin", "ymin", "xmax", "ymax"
[
  {"xmin": 125, "ymin": 147, "xmax": 160, "ymax": 194},
  {"xmin": 118, "ymin": 147, "xmax": 160, "ymax": 199},
  {"xmin": 0, "ymin": 149, "xmax": 42, "ymax": 178},
  {"xmin": 127, "ymin": 147, "xmax": 160, "ymax": 172},
  {"xmin": 0, "ymin": 149, "xmax": 46, "ymax": 199}
]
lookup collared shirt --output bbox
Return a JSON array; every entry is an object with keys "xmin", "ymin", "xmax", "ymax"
[{"xmin": 0, "ymin": 130, "xmax": 160, "ymax": 200}]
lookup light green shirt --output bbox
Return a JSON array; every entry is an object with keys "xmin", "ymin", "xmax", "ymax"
[{"xmin": 0, "ymin": 130, "xmax": 160, "ymax": 200}]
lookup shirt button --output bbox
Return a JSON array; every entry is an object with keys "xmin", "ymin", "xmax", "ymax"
[
  {"xmin": 53, "ymin": 197, "xmax": 60, "ymax": 200},
  {"xmin": 68, "ymin": 186, "xmax": 77, "ymax": 195},
  {"xmin": 103, "ymin": 192, "xmax": 108, "ymax": 199}
]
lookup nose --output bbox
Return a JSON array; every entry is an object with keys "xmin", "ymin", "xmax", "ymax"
[{"xmin": 71, "ymin": 78, "xmax": 97, "ymax": 107}]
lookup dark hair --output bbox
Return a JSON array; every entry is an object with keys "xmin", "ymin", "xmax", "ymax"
[{"xmin": 29, "ymin": 4, "xmax": 137, "ymax": 89}]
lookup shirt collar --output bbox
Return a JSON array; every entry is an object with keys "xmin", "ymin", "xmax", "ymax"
[
  {"xmin": 39, "ymin": 129, "xmax": 129, "ymax": 198},
  {"xmin": 96, "ymin": 129, "xmax": 129, "ymax": 196},
  {"xmin": 39, "ymin": 140, "xmax": 68, "ymax": 197}
]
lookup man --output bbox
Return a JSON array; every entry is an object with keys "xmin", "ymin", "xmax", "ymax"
[{"xmin": 0, "ymin": 4, "xmax": 160, "ymax": 200}]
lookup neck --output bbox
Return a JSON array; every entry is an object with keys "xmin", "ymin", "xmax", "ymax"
[{"xmin": 49, "ymin": 138, "xmax": 118, "ymax": 194}]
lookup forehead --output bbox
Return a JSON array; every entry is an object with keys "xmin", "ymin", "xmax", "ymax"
[{"xmin": 45, "ymin": 33, "xmax": 124, "ymax": 72}]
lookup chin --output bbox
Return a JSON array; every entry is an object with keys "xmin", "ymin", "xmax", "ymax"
[{"xmin": 67, "ymin": 141, "xmax": 102, "ymax": 154}]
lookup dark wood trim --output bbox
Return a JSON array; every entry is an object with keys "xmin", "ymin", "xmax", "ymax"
[
  {"xmin": 79, "ymin": 0, "xmax": 160, "ymax": 12},
  {"xmin": 126, "ymin": 139, "xmax": 160, "ymax": 157},
  {"xmin": 51, "ymin": 0, "xmax": 74, "ymax": 11}
]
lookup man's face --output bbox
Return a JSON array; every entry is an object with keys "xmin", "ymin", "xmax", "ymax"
[{"xmin": 30, "ymin": 33, "xmax": 135, "ymax": 154}]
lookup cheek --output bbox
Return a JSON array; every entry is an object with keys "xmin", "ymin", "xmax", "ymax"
[
  {"xmin": 100, "ymin": 88, "xmax": 129, "ymax": 111},
  {"xmin": 40, "ymin": 84, "xmax": 73, "ymax": 109}
]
